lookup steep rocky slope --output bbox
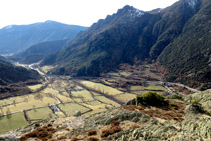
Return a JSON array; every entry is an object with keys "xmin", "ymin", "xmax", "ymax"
[
  {"xmin": 41, "ymin": 5, "xmax": 160, "ymax": 76},
  {"xmin": 158, "ymin": 0, "xmax": 211, "ymax": 88}
]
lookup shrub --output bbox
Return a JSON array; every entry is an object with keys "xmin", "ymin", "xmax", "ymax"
[
  {"xmin": 130, "ymin": 124, "xmax": 140, "ymax": 129},
  {"xmin": 58, "ymin": 135, "xmax": 67, "ymax": 140},
  {"xmin": 205, "ymin": 110, "xmax": 211, "ymax": 116},
  {"xmin": 71, "ymin": 137, "xmax": 80, "ymax": 141},
  {"xmin": 85, "ymin": 136, "xmax": 99, "ymax": 141},
  {"xmin": 87, "ymin": 129, "xmax": 97, "ymax": 136},
  {"xmin": 20, "ymin": 125, "xmax": 56, "ymax": 141},
  {"xmin": 136, "ymin": 95, "xmax": 142, "ymax": 102},
  {"xmin": 101, "ymin": 126, "xmax": 123, "ymax": 138},
  {"xmin": 169, "ymin": 102, "xmax": 178, "ymax": 109},
  {"xmin": 110, "ymin": 120, "xmax": 120, "ymax": 127},
  {"xmin": 140, "ymin": 92, "xmax": 165, "ymax": 106},
  {"xmin": 34, "ymin": 122, "xmax": 40, "ymax": 127},
  {"xmin": 47, "ymin": 123, "xmax": 53, "ymax": 127},
  {"xmin": 191, "ymin": 100, "xmax": 201, "ymax": 105},
  {"xmin": 166, "ymin": 94, "xmax": 184, "ymax": 101},
  {"xmin": 101, "ymin": 121, "xmax": 123, "ymax": 138}
]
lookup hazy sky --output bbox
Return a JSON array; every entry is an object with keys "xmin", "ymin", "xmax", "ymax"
[{"xmin": 0, "ymin": 0, "xmax": 179, "ymax": 29}]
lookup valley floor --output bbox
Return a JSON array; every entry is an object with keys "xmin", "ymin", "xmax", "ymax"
[{"xmin": 0, "ymin": 63, "xmax": 199, "ymax": 135}]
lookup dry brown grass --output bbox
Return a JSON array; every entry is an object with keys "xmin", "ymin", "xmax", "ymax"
[
  {"xmin": 101, "ymin": 126, "xmax": 123, "ymax": 138},
  {"xmin": 70, "ymin": 137, "xmax": 80, "ymax": 141},
  {"xmin": 129, "ymin": 124, "xmax": 140, "ymax": 129},
  {"xmin": 122, "ymin": 100, "xmax": 186, "ymax": 122},
  {"xmin": 48, "ymin": 139, "xmax": 59, "ymax": 141},
  {"xmin": 110, "ymin": 120, "xmax": 120, "ymax": 127},
  {"xmin": 85, "ymin": 136, "xmax": 99, "ymax": 141},
  {"xmin": 20, "ymin": 125, "xmax": 56, "ymax": 141},
  {"xmin": 57, "ymin": 135, "xmax": 67, "ymax": 140},
  {"xmin": 87, "ymin": 129, "xmax": 97, "ymax": 136},
  {"xmin": 101, "ymin": 120, "xmax": 123, "ymax": 138}
]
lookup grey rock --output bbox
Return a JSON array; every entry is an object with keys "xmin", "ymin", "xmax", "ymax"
[
  {"xmin": 0, "ymin": 137, "xmax": 20, "ymax": 141},
  {"xmin": 185, "ymin": 104, "xmax": 204, "ymax": 115},
  {"xmin": 74, "ymin": 111, "xmax": 82, "ymax": 117}
]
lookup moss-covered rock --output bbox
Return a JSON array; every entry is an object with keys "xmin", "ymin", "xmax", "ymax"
[
  {"xmin": 185, "ymin": 89, "xmax": 211, "ymax": 111},
  {"xmin": 185, "ymin": 104, "xmax": 205, "ymax": 115}
]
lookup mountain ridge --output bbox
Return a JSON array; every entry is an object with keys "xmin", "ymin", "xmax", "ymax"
[
  {"xmin": 0, "ymin": 56, "xmax": 40, "ymax": 84},
  {"xmin": 41, "ymin": 0, "xmax": 211, "ymax": 88},
  {"xmin": 0, "ymin": 21, "xmax": 88, "ymax": 54}
]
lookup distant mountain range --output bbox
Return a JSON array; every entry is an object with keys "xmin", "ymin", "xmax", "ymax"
[
  {"xmin": 14, "ymin": 39, "xmax": 68, "ymax": 64},
  {"xmin": 41, "ymin": 0, "xmax": 211, "ymax": 88},
  {"xmin": 0, "ymin": 21, "xmax": 88, "ymax": 54}
]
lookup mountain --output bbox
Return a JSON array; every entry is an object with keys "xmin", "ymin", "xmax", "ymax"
[
  {"xmin": 0, "ymin": 21, "xmax": 88, "ymax": 54},
  {"xmin": 41, "ymin": 0, "xmax": 211, "ymax": 88},
  {"xmin": 41, "ymin": 6, "xmax": 160, "ymax": 76},
  {"xmin": 158, "ymin": 0, "xmax": 211, "ymax": 88},
  {"xmin": 14, "ymin": 39, "xmax": 68, "ymax": 64},
  {"xmin": 0, "ymin": 56, "xmax": 40, "ymax": 84}
]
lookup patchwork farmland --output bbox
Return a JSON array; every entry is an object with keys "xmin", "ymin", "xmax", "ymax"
[{"xmin": 0, "ymin": 64, "xmax": 187, "ymax": 134}]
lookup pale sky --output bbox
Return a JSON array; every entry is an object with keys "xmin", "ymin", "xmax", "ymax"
[{"xmin": 0, "ymin": 0, "xmax": 179, "ymax": 29}]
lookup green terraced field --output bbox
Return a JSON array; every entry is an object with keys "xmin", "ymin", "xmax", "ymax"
[
  {"xmin": 144, "ymin": 83, "xmax": 166, "ymax": 91},
  {"xmin": 95, "ymin": 96, "xmax": 120, "ymax": 107},
  {"xmin": 113, "ymin": 93, "xmax": 136, "ymax": 103},
  {"xmin": 0, "ymin": 112, "xmax": 28, "ymax": 134},
  {"xmin": 58, "ymin": 103, "xmax": 90, "ymax": 116},
  {"xmin": 71, "ymin": 90, "xmax": 94, "ymax": 101},
  {"xmin": 27, "ymin": 107, "xmax": 56, "ymax": 120},
  {"xmin": 79, "ymin": 81, "xmax": 122, "ymax": 95}
]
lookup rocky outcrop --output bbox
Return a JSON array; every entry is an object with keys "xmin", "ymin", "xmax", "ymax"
[
  {"xmin": 185, "ymin": 89, "xmax": 211, "ymax": 110},
  {"xmin": 185, "ymin": 104, "xmax": 205, "ymax": 115}
]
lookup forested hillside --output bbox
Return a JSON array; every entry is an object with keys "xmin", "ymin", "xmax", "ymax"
[{"xmin": 41, "ymin": 0, "xmax": 211, "ymax": 88}]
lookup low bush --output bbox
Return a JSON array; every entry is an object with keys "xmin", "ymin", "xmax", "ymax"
[
  {"xmin": 101, "ymin": 120, "xmax": 123, "ymax": 138},
  {"xmin": 101, "ymin": 126, "xmax": 123, "ymax": 138},
  {"xmin": 191, "ymin": 100, "xmax": 201, "ymax": 105},
  {"xmin": 87, "ymin": 129, "xmax": 97, "ymax": 136},
  {"xmin": 34, "ymin": 122, "xmax": 40, "ymax": 127},
  {"xmin": 130, "ymin": 124, "xmax": 140, "ymax": 129},
  {"xmin": 85, "ymin": 136, "xmax": 99, "ymax": 141},
  {"xmin": 57, "ymin": 135, "xmax": 67, "ymax": 140},
  {"xmin": 110, "ymin": 120, "xmax": 120, "ymax": 127},
  {"xmin": 71, "ymin": 137, "xmax": 80, "ymax": 141},
  {"xmin": 166, "ymin": 94, "xmax": 184, "ymax": 101},
  {"xmin": 137, "ymin": 92, "xmax": 166, "ymax": 106},
  {"xmin": 20, "ymin": 126, "xmax": 56, "ymax": 141},
  {"xmin": 169, "ymin": 102, "xmax": 178, "ymax": 110},
  {"xmin": 205, "ymin": 110, "xmax": 211, "ymax": 116}
]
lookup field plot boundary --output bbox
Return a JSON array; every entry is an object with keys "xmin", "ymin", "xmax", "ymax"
[
  {"xmin": 58, "ymin": 102, "xmax": 92, "ymax": 116},
  {"xmin": 72, "ymin": 80, "xmax": 124, "ymax": 105}
]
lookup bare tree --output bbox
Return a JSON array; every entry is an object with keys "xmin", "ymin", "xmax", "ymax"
[
  {"xmin": 24, "ymin": 97, "xmax": 28, "ymax": 103},
  {"xmin": 13, "ymin": 100, "xmax": 16, "ymax": 107},
  {"xmin": 0, "ymin": 105, "xmax": 3, "ymax": 115},
  {"xmin": 6, "ymin": 108, "xmax": 11, "ymax": 119},
  {"xmin": 49, "ymin": 113, "xmax": 52, "ymax": 118}
]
